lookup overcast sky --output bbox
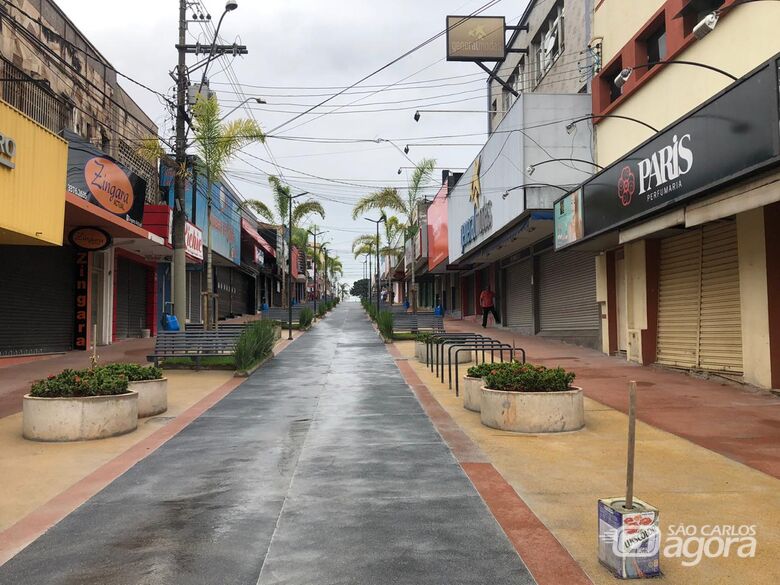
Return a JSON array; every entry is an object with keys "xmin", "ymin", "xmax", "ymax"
[{"xmin": 57, "ymin": 0, "xmax": 529, "ymax": 284}]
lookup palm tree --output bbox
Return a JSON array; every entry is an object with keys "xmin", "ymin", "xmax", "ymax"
[
  {"xmin": 191, "ymin": 94, "xmax": 264, "ymax": 328},
  {"xmin": 352, "ymin": 214, "xmax": 404, "ymax": 302},
  {"xmin": 246, "ymin": 176, "xmax": 324, "ymax": 307},
  {"xmin": 351, "ymin": 158, "xmax": 436, "ymax": 312}
]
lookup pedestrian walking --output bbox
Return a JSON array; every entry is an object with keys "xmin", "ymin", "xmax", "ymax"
[{"xmin": 480, "ymin": 285, "xmax": 500, "ymax": 328}]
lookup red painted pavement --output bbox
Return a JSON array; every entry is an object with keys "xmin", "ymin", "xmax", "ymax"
[{"xmin": 446, "ymin": 319, "xmax": 780, "ymax": 479}]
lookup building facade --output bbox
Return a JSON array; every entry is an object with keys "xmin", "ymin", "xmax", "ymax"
[{"xmin": 560, "ymin": 0, "xmax": 780, "ymax": 388}]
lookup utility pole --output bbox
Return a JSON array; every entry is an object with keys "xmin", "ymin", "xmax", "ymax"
[
  {"xmin": 308, "ymin": 229, "xmax": 325, "ymax": 314},
  {"xmin": 172, "ymin": 0, "xmax": 188, "ymax": 329}
]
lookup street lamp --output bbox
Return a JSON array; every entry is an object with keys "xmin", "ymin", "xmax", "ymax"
[
  {"xmin": 197, "ymin": 1, "xmax": 240, "ymax": 94},
  {"xmin": 502, "ymin": 183, "xmax": 571, "ymax": 200},
  {"xmin": 308, "ymin": 228, "xmax": 326, "ymax": 314},
  {"xmin": 613, "ymin": 59, "xmax": 737, "ymax": 89},
  {"xmin": 287, "ymin": 191, "xmax": 309, "ymax": 340},
  {"xmin": 527, "ymin": 158, "xmax": 605, "ymax": 177},
  {"xmin": 365, "ymin": 214, "xmax": 386, "ymax": 313},
  {"xmin": 218, "ymin": 97, "xmax": 266, "ymax": 121},
  {"xmin": 690, "ymin": 0, "xmax": 779, "ymax": 39},
  {"xmin": 565, "ymin": 115, "xmax": 659, "ymax": 134},
  {"xmin": 414, "ymin": 109, "xmax": 498, "ymax": 122}
]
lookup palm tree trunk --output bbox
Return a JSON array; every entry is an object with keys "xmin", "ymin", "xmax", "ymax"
[{"xmin": 206, "ymin": 172, "xmax": 214, "ymax": 329}]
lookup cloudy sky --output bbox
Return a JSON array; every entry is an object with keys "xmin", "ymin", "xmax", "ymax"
[{"xmin": 57, "ymin": 0, "xmax": 529, "ymax": 284}]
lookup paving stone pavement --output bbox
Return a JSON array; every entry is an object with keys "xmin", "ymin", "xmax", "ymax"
[{"xmin": 0, "ymin": 303, "xmax": 535, "ymax": 585}]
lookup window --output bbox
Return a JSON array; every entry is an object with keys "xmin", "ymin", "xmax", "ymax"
[
  {"xmin": 682, "ymin": 0, "xmax": 725, "ymax": 36},
  {"xmin": 533, "ymin": 1, "xmax": 565, "ymax": 83},
  {"xmin": 645, "ymin": 25, "xmax": 667, "ymax": 68}
]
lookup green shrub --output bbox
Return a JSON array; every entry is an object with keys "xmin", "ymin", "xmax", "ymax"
[
  {"xmin": 299, "ymin": 307, "xmax": 314, "ymax": 328},
  {"xmin": 377, "ymin": 310, "xmax": 393, "ymax": 340},
  {"xmin": 101, "ymin": 363, "xmax": 163, "ymax": 381},
  {"xmin": 30, "ymin": 368, "xmax": 130, "ymax": 398},
  {"xmin": 317, "ymin": 302, "xmax": 327, "ymax": 318},
  {"xmin": 234, "ymin": 320, "xmax": 277, "ymax": 371},
  {"xmin": 466, "ymin": 362, "xmax": 499, "ymax": 378},
  {"xmin": 483, "ymin": 362, "xmax": 575, "ymax": 393}
]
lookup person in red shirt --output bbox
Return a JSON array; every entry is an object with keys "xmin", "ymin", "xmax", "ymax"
[{"xmin": 479, "ymin": 285, "xmax": 500, "ymax": 328}]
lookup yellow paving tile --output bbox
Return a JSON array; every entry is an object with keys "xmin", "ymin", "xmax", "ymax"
[{"xmin": 395, "ymin": 340, "xmax": 780, "ymax": 584}]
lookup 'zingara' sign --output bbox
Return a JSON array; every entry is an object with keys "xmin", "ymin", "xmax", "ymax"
[{"xmin": 554, "ymin": 54, "xmax": 780, "ymax": 250}]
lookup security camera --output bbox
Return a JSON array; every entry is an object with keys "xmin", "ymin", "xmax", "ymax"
[{"xmin": 693, "ymin": 12, "xmax": 718, "ymax": 40}]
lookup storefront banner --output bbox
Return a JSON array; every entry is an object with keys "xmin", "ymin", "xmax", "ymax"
[
  {"xmin": 556, "ymin": 56, "xmax": 780, "ymax": 249},
  {"xmin": 65, "ymin": 132, "xmax": 146, "ymax": 227},
  {"xmin": 554, "ymin": 189, "xmax": 583, "ymax": 250},
  {"xmin": 68, "ymin": 226, "xmax": 112, "ymax": 251},
  {"xmin": 185, "ymin": 221, "xmax": 203, "ymax": 260},
  {"xmin": 427, "ymin": 184, "xmax": 449, "ymax": 270}
]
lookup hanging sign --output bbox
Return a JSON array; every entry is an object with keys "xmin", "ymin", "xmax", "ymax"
[
  {"xmin": 65, "ymin": 131, "xmax": 147, "ymax": 227},
  {"xmin": 446, "ymin": 16, "xmax": 506, "ymax": 62},
  {"xmin": 68, "ymin": 227, "xmax": 112, "ymax": 251},
  {"xmin": 184, "ymin": 221, "xmax": 204, "ymax": 260}
]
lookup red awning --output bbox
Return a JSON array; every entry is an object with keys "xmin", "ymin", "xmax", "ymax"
[{"xmin": 241, "ymin": 218, "xmax": 275, "ymax": 257}]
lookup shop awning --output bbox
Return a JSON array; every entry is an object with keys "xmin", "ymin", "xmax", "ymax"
[
  {"xmin": 242, "ymin": 219, "xmax": 275, "ymax": 257},
  {"xmin": 65, "ymin": 193, "xmax": 169, "ymax": 259}
]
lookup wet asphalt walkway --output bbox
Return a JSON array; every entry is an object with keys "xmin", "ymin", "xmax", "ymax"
[{"xmin": 0, "ymin": 303, "xmax": 534, "ymax": 585}]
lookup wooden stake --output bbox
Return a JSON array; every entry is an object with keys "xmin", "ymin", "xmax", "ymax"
[{"xmin": 626, "ymin": 380, "xmax": 637, "ymax": 509}]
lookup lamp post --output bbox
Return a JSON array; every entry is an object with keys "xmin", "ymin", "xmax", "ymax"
[
  {"xmin": 308, "ymin": 228, "xmax": 325, "ymax": 314},
  {"xmin": 365, "ymin": 214, "xmax": 386, "ymax": 314},
  {"xmin": 526, "ymin": 158, "xmax": 605, "ymax": 176},
  {"xmin": 197, "ymin": 0, "xmax": 239, "ymax": 94},
  {"xmin": 218, "ymin": 96, "xmax": 266, "ymax": 121},
  {"xmin": 502, "ymin": 183, "xmax": 571, "ymax": 200},
  {"xmin": 565, "ymin": 114, "xmax": 659, "ymax": 134},
  {"xmin": 287, "ymin": 191, "xmax": 309, "ymax": 340},
  {"xmin": 614, "ymin": 59, "xmax": 737, "ymax": 89}
]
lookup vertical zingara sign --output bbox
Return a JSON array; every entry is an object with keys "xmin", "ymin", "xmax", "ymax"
[{"xmin": 74, "ymin": 252, "xmax": 89, "ymax": 350}]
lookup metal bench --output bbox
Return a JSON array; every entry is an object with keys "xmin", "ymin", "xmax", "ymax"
[
  {"xmin": 187, "ymin": 322, "xmax": 249, "ymax": 331},
  {"xmin": 393, "ymin": 314, "xmax": 445, "ymax": 333},
  {"xmin": 261, "ymin": 307, "xmax": 307, "ymax": 325},
  {"xmin": 146, "ymin": 330, "xmax": 242, "ymax": 367}
]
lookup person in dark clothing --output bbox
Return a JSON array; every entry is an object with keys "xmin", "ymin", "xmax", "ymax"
[{"xmin": 480, "ymin": 286, "xmax": 500, "ymax": 328}]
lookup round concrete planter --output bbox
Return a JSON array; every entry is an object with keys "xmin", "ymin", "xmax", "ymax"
[
  {"xmin": 462, "ymin": 376, "xmax": 483, "ymax": 412},
  {"xmin": 480, "ymin": 386, "xmax": 585, "ymax": 433},
  {"xmin": 446, "ymin": 349, "xmax": 472, "ymax": 364},
  {"xmin": 129, "ymin": 378, "xmax": 168, "ymax": 418},
  {"xmin": 22, "ymin": 392, "xmax": 138, "ymax": 442},
  {"xmin": 415, "ymin": 341, "xmax": 428, "ymax": 362}
]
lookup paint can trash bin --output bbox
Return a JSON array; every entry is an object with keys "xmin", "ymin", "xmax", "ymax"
[{"xmin": 598, "ymin": 497, "xmax": 661, "ymax": 579}]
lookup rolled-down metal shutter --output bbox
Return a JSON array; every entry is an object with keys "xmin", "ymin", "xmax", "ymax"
[
  {"xmin": 188, "ymin": 270, "xmax": 202, "ymax": 324},
  {"xmin": 0, "ymin": 245, "xmax": 75, "ymax": 355},
  {"xmin": 538, "ymin": 250, "xmax": 599, "ymax": 331},
  {"xmin": 656, "ymin": 230, "xmax": 702, "ymax": 368},
  {"xmin": 505, "ymin": 259, "xmax": 533, "ymax": 329},
  {"xmin": 116, "ymin": 257, "xmax": 148, "ymax": 338},
  {"xmin": 232, "ymin": 271, "xmax": 251, "ymax": 316},
  {"xmin": 699, "ymin": 223, "xmax": 742, "ymax": 372},
  {"xmin": 216, "ymin": 266, "xmax": 231, "ymax": 320},
  {"xmin": 656, "ymin": 223, "xmax": 742, "ymax": 374}
]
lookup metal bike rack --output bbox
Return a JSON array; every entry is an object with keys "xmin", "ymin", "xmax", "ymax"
[
  {"xmin": 426, "ymin": 334, "xmax": 484, "ymax": 377},
  {"xmin": 451, "ymin": 342, "xmax": 526, "ymax": 396},
  {"xmin": 447, "ymin": 340, "xmax": 518, "ymax": 391}
]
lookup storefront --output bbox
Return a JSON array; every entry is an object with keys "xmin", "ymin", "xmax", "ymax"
[
  {"xmin": 555, "ymin": 54, "xmax": 780, "ymax": 388},
  {"xmin": 0, "ymin": 100, "xmax": 69, "ymax": 355},
  {"xmin": 446, "ymin": 92, "xmax": 600, "ymax": 346}
]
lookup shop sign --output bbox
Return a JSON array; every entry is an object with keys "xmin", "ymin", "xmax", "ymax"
[
  {"xmin": 0, "ymin": 131, "xmax": 16, "ymax": 169},
  {"xmin": 74, "ymin": 252, "xmax": 89, "ymax": 350},
  {"xmin": 460, "ymin": 200, "xmax": 493, "ymax": 254},
  {"xmin": 68, "ymin": 226, "xmax": 112, "ymax": 251},
  {"xmin": 65, "ymin": 132, "xmax": 147, "ymax": 227},
  {"xmin": 446, "ymin": 16, "xmax": 506, "ymax": 62},
  {"xmin": 555, "ymin": 56, "xmax": 780, "ymax": 249},
  {"xmin": 254, "ymin": 246, "xmax": 264, "ymax": 265},
  {"xmin": 185, "ymin": 221, "xmax": 203, "ymax": 260}
]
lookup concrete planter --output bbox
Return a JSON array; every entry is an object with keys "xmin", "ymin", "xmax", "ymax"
[
  {"xmin": 462, "ymin": 376, "xmax": 484, "ymax": 412},
  {"xmin": 22, "ymin": 392, "xmax": 138, "ymax": 442},
  {"xmin": 480, "ymin": 386, "xmax": 585, "ymax": 433},
  {"xmin": 447, "ymin": 349, "xmax": 473, "ymax": 364},
  {"xmin": 129, "ymin": 378, "xmax": 168, "ymax": 418},
  {"xmin": 415, "ymin": 341, "xmax": 428, "ymax": 362}
]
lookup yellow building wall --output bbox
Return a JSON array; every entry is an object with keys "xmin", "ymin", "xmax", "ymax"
[
  {"xmin": 0, "ymin": 100, "xmax": 67, "ymax": 245},
  {"xmin": 737, "ymin": 209, "xmax": 771, "ymax": 388},
  {"xmin": 595, "ymin": 254, "xmax": 610, "ymax": 354},
  {"xmin": 624, "ymin": 240, "xmax": 648, "ymax": 363},
  {"xmin": 595, "ymin": 0, "xmax": 666, "ymax": 65},
  {"xmin": 594, "ymin": 2, "xmax": 780, "ymax": 166}
]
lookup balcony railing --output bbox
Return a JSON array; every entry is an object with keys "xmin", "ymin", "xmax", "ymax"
[{"xmin": 1, "ymin": 58, "xmax": 70, "ymax": 134}]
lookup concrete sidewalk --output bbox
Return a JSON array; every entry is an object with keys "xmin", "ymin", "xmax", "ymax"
[{"xmin": 447, "ymin": 318, "xmax": 780, "ymax": 479}]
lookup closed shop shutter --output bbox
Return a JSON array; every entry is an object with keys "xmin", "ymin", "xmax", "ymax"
[
  {"xmin": 699, "ymin": 223, "xmax": 742, "ymax": 372},
  {"xmin": 115, "ymin": 257, "xmax": 148, "ymax": 338},
  {"xmin": 188, "ymin": 270, "xmax": 202, "ymax": 324},
  {"xmin": 538, "ymin": 250, "xmax": 599, "ymax": 331},
  {"xmin": 0, "ymin": 246, "xmax": 75, "ymax": 355},
  {"xmin": 505, "ymin": 259, "xmax": 533, "ymax": 329},
  {"xmin": 233, "ymin": 271, "xmax": 251, "ymax": 316},
  {"xmin": 656, "ymin": 223, "xmax": 742, "ymax": 374},
  {"xmin": 216, "ymin": 266, "xmax": 231, "ymax": 320}
]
